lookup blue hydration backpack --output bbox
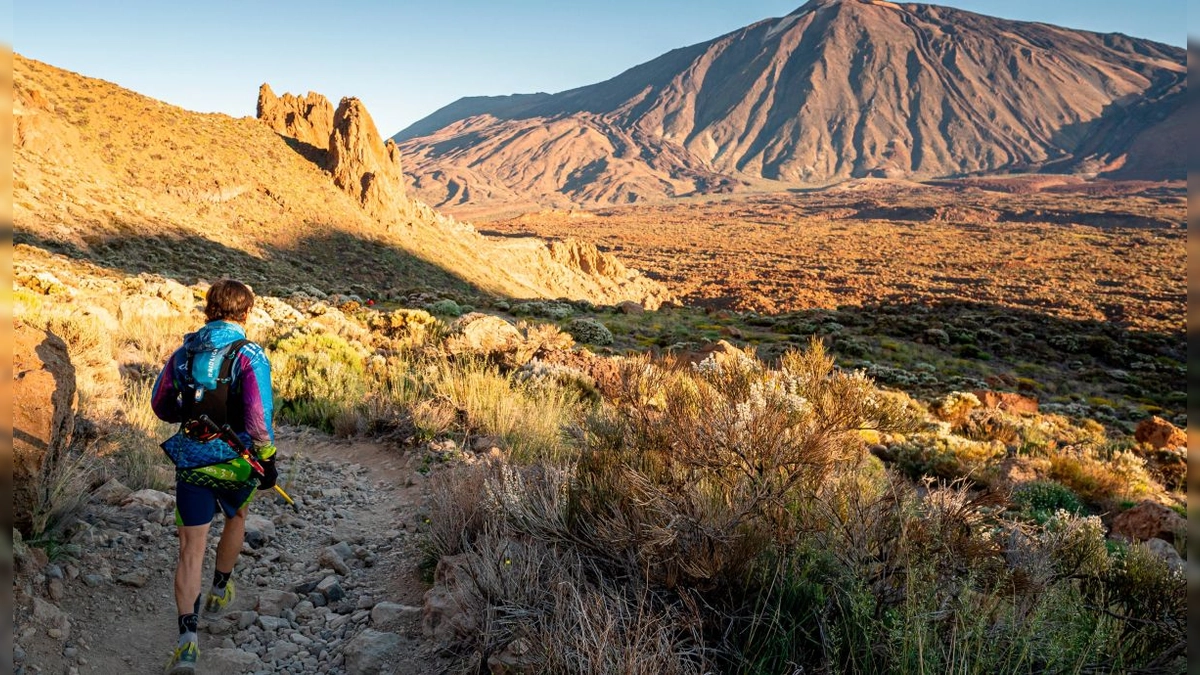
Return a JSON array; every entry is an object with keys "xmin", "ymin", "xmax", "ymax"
[{"xmin": 160, "ymin": 339, "xmax": 250, "ymax": 469}]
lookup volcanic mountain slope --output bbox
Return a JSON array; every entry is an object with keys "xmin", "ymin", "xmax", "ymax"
[
  {"xmin": 396, "ymin": 0, "xmax": 1185, "ymax": 214},
  {"xmin": 13, "ymin": 55, "xmax": 670, "ymax": 308}
]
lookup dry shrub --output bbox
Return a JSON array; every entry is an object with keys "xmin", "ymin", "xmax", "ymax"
[
  {"xmin": 527, "ymin": 579, "xmax": 706, "ymax": 674},
  {"xmin": 97, "ymin": 379, "xmax": 176, "ymax": 491},
  {"xmin": 930, "ymin": 391, "xmax": 981, "ymax": 424},
  {"xmin": 516, "ymin": 321, "xmax": 575, "ymax": 360},
  {"xmin": 426, "ymin": 464, "xmax": 491, "ymax": 558},
  {"xmin": 30, "ymin": 450, "xmax": 97, "ymax": 537},
  {"xmin": 429, "ymin": 358, "xmax": 581, "ymax": 463},
  {"xmin": 115, "ymin": 311, "xmax": 202, "ymax": 373},
  {"xmin": 957, "ymin": 408, "xmax": 1023, "ymax": 446},
  {"xmin": 1048, "ymin": 446, "xmax": 1154, "ymax": 507},
  {"xmin": 420, "ymin": 340, "xmax": 1185, "ymax": 673},
  {"xmin": 427, "ymin": 467, "xmax": 709, "ymax": 673},
  {"xmin": 749, "ymin": 477, "xmax": 1179, "ymax": 674},
  {"xmin": 331, "ymin": 408, "xmax": 367, "ymax": 438},
  {"xmin": 366, "ymin": 307, "xmax": 444, "ymax": 348},
  {"xmin": 886, "ymin": 432, "xmax": 1007, "ymax": 483},
  {"xmin": 410, "ymin": 399, "xmax": 457, "ymax": 440},
  {"xmin": 565, "ymin": 341, "xmax": 924, "ymax": 589}
]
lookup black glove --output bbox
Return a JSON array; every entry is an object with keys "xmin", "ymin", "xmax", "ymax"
[{"xmin": 257, "ymin": 458, "xmax": 278, "ymax": 490}]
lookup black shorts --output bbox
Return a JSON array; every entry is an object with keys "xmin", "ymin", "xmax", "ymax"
[{"xmin": 174, "ymin": 479, "xmax": 256, "ymax": 527}]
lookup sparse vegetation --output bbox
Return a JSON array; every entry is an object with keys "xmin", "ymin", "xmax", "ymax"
[
  {"xmin": 13, "ymin": 249, "xmax": 1185, "ymax": 672},
  {"xmin": 422, "ymin": 343, "xmax": 1184, "ymax": 673}
]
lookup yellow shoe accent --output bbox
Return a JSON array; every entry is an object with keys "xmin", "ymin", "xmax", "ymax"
[
  {"xmin": 165, "ymin": 640, "xmax": 198, "ymax": 674},
  {"xmin": 204, "ymin": 579, "xmax": 236, "ymax": 613}
]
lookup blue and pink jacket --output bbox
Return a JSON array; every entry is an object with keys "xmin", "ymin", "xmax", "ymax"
[{"xmin": 151, "ymin": 321, "xmax": 275, "ymax": 448}]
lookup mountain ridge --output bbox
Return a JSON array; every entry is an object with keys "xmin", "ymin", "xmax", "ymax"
[{"xmin": 396, "ymin": 0, "xmax": 1185, "ymax": 214}]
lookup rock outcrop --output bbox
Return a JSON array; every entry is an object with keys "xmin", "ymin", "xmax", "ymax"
[
  {"xmin": 972, "ymin": 390, "xmax": 1039, "ymax": 415},
  {"xmin": 256, "ymin": 83, "xmax": 335, "ymax": 159},
  {"xmin": 14, "ymin": 322, "xmax": 77, "ymax": 535},
  {"xmin": 1110, "ymin": 500, "xmax": 1185, "ymax": 544},
  {"xmin": 497, "ymin": 238, "xmax": 672, "ymax": 311},
  {"xmin": 327, "ymin": 97, "xmax": 406, "ymax": 218},
  {"xmin": 1134, "ymin": 416, "xmax": 1186, "ymax": 450},
  {"xmin": 548, "ymin": 239, "xmax": 628, "ymax": 280},
  {"xmin": 257, "ymin": 86, "xmax": 405, "ymax": 217},
  {"xmin": 16, "ymin": 55, "xmax": 672, "ymax": 314},
  {"xmin": 443, "ymin": 313, "xmax": 525, "ymax": 366}
]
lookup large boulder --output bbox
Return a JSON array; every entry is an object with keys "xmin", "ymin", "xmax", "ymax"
[
  {"xmin": 672, "ymin": 339, "xmax": 750, "ymax": 370},
  {"xmin": 1134, "ymin": 416, "xmax": 1186, "ymax": 450},
  {"xmin": 972, "ymin": 390, "xmax": 1039, "ymax": 415},
  {"xmin": 1110, "ymin": 500, "xmax": 1185, "ymax": 544},
  {"xmin": 1142, "ymin": 538, "xmax": 1185, "ymax": 573},
  {"xmin": 423, "ymin": 555, "xmax": 481, "ymax": 644},
  {"xmin": 444, "ymin": 313, "xmax": 523, "ymax": 361},
  {"xmin": 117, "ymin": 295, "xmax": 175, "ymax": 323},
  {"xmin": 14, "ymin": 322, "xmax": 77, "ymax": 535},
  {"xmin": 148, "ymin": 279, "xmax": 198, "ymax": 313},
  {"xmin": 343, "ymin": 628, "xmax": 402, "ymax": 675}
]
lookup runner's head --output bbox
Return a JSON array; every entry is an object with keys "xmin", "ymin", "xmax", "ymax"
[{"xmin": 205, "ymin": 279, "xmax": 255, "ymax": 324}]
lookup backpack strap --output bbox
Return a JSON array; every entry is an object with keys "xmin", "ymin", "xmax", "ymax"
[{"xmin": 216, "ymin": 339, "xmax": 251, "ymax": 386}]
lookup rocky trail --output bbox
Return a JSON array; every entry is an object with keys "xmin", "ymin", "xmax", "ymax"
[{"xmin": 14, "ymin": 428, "xmax": 450, "ymax": 675}]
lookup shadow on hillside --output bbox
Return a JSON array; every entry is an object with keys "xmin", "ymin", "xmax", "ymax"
[
  {"xmin": 15, "ymin": 224, "xmax": 486, "ymax": 300},
  {"xmin": 476, "ymin": 228, "xmax": 542, "ymax": 239},
  {"xmin": 1047, "ymin": 68, "xmax": 1186, "ymax": 173},
  {"xmin": 276, "ymin": 133, "xmax": 329, "ymax": 168}
]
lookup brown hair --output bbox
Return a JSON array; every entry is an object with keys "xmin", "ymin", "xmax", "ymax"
[{"xmin": 204, "ymin": 279, "xmax": 255, "ymax": 323}]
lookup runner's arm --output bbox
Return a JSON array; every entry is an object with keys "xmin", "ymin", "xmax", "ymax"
[
  {"xmin": 237, "ymin": 343, "xmax": 276, "ymax": 448},
  {"xmin": 150, "ymin": 351, "xmax": 184, "ymax": 423}
]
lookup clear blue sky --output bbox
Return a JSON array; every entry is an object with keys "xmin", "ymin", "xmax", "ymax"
[{"xmin": 14, "ymin": 1, "xmax": 1189, "ymax": 137}]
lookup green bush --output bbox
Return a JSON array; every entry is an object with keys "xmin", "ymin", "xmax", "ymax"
[
  {"xmin": 1011, "ymin": 480, "xmax": 1084, "ymax": 523},
  {"xmin": 566, "ymin": 317, "xmax": 614, "ymax": 346},
  {"xmin": 269, "ymin": 331, "xmax": 366, "ymax": 431},
  {"xmin": 429, "ymin": 358, "xmax": 582, "ymax": 463},
  {"xmin": 425, "ymin": 299, "xmax": 463, "ymax": 317},
  {"xmin": 511, "ymin": 300, "xmax": 574, "ymax": 319},
  {"xmin": 887, "ymin": 432, "xmax": 1005, "ymax": 482}
]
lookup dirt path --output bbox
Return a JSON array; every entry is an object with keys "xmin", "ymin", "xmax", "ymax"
[{"xmin": 14, "ymin": 427, "xmax": 451, "ymax": 675}]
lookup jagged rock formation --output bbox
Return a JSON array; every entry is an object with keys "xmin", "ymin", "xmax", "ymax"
[
  {"xmin": 396, "ymin": 0, "xmax": 1185, "ymax": 213},
  {"xmin": 327, "ymin": 97, "xmax": 407, "ymax": 217},
  {"xmin": 257, "ymin": 86, "xmax": 408, "ymax": 218},
  {"xmin": 256, "ymin": 84, "xmax": 335, "ymax": 161}
]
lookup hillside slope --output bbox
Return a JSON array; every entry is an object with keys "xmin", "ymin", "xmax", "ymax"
[
  {"xmin": 13, "ymin": 55, "xmax": 670, "ymax": 308},
  {"xmin": 396, "ymin": 0, "xmax": 1184, "ymax": 213}
]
